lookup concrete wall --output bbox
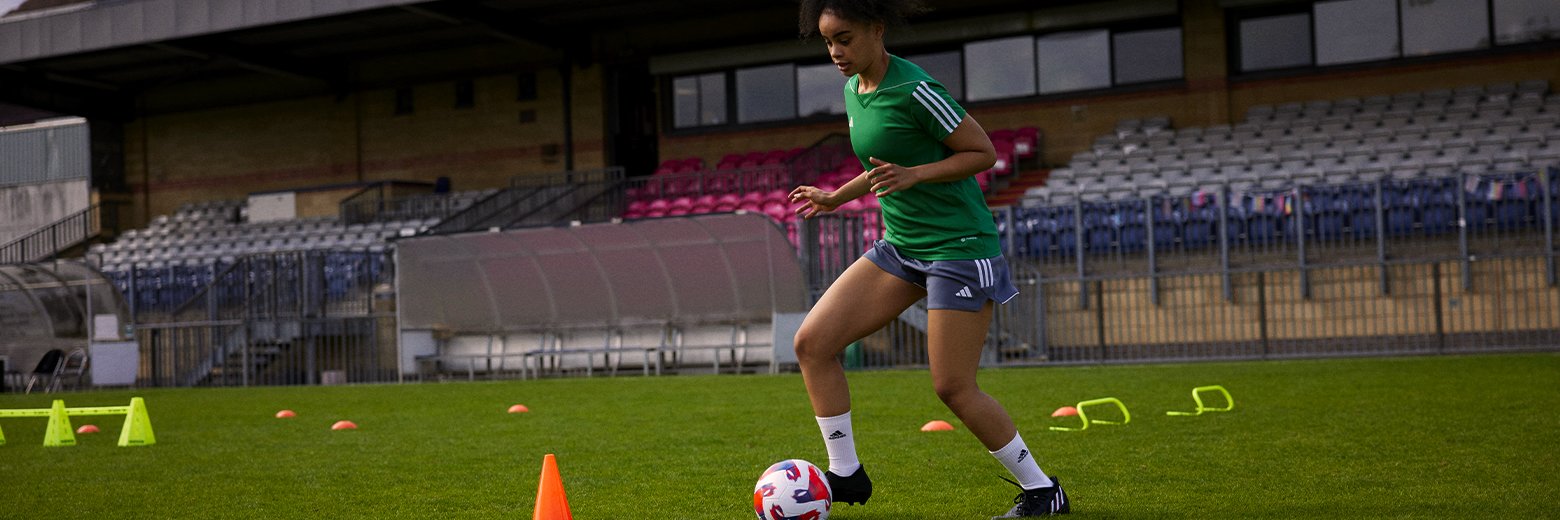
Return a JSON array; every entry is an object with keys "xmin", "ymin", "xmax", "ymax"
[
  {"xmin": 0, "ymin": 179, "xmax": 89, "ymax": 244},
  {"xmin": 123, "ymin": 66, "xmax": 605, "ymax": 226}
]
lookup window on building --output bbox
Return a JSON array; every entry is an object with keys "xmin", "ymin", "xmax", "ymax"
[
  {"xmin": 1036, "ymin": 30, "xmax": 1111, "ymax": 94},
  {"xmin": 672, "ymin": 72, "xmax": 728, "ymax": 129},
  {"xmin": 737, "ymin": 64, "xmax": 797, "ymax": 123},
  {"xmin": 1113, "ymin": 27, "xmax": 1184, "ymax": 85},
  {"xmin": 905, "ymin": 51, "xmax": 964, "ymax": 100},
  {"xmin": 1493, "ymin": 0, "xmax": 1560, "ymax": 45},
  {"xmin": 1238, "ymin": 13, "xmax": 1313, "ymax": 72},
  {"xmin": 1314, "ymin": 0, "xmax": 1401, "ymax": 65},
  {"xmin": 1402, "ymin": 0, "xmax": 1490, "ymax": 56},
  {"xmin": 796, "ymin": 63, "xmax": 847, "ymax": 118},
  {"xmin": 965, "ymin": 36, "xmax": 1037, "ymax": 101}
]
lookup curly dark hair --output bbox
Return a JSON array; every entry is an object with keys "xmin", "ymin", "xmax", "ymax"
[{"xmin": 798, "ymin": 0, "xmax": 930, "ymax": 37}]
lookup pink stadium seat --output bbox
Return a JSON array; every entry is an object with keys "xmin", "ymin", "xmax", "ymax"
[
  {"xmin": 760, "ymin": 150, "xmax": 788, "ymax": 165},
  {"xmin": 991, "ymin": 129, "xmax": 1015, "ymax": 142},
  {"xmin": 705, "ymin": 172, "xmax": 736, "ymax": 193},
  {"xmin": 668, "ymin": 197, "xmax": 693, "ymax": 216},
  {"xmin": 741, "ymin": 191, "xmax": 766, "ymax": 206},
  {"xmin": 645, "ymin": 199, "xmax": 670, "ymax": 218},
  {"xmin": 715, "ymin": 193, "xmax": 741, "ymax": 212},
  {"xmin": 692, "ymin": 194, "xmax": 718, "ymax": 214},
  {"xmin": 1014, "ymin": 127, "xmax": 1040, "ymax": 159},
  {"xmin": 992, "ymin": 139, "xmax": 1015, "ymax": 177}
]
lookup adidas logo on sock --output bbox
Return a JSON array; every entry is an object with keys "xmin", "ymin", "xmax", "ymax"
[
  {"xmin": 828, "ymin": 430, "xmax": 847, "ymax": 440},
  {"xmin": 1017, "ymin": 449, "xmax": 1029, "ymax": 463},
  {"xmin": 956, "ymin": 286, "xmax": 973, "ymax": 298}
]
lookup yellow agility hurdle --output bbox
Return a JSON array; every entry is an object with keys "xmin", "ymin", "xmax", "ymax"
[{"xmin": 0, "ymin": 397, "xmax": 155, "ymax": 447}]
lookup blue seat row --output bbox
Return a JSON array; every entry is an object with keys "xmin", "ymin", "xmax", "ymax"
[{"xmin": 1003, "ymin": 171, "xmax": 1556, "ymax": 258}]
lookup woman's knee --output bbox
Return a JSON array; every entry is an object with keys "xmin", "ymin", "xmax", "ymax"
[
  {"xmin": 793, "ymin": 329, "xmax": 842, "ymax": 365},
  {"xmin": 933, "ymin": 378, "xmax": 980, "ymax": 406}
]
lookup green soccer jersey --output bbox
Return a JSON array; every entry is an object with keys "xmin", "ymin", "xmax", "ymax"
[{"xmin": 844, "ymin": 55, "xmax": 1000, "ymax": 261}]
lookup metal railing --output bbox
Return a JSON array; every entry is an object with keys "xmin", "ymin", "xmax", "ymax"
[
  {"xmin": 106, "ymin": 249, "xmax": 393, "ymax": 323},
  {"xmin": 0, "ymin": 201, "xmax": 120, "ymax": 264},
  {"xmin": 134, "ymin": 316, "xmax": 395, "ymax": 387},
  {"xmin": 795, "ymin": 168, "xmax": 1559, "ymax": 369},
  {"xmin": 338, "ymin": 180, "xmax": 443, "ymax": 224},
  {"xmin": 427, "ymin": 168, "xmax": 625, "ymax": 234}
]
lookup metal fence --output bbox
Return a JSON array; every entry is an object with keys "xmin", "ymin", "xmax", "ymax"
[
  {"xmin": 0, "ymin": 201, "xmax": 121, "ymax": 264},
  {"xmin": 427, "ymin": 167, "xmax": 626, "ymax": 234},
  {"xmin": 798, "ymin": 169, "xmax": 1560, "ymax": 368},
  {"xmin": 105, "ymin": 248, "xmax": 393, "ymax": 323},
  {"xmin": 134, "ymin": 316, "xmax": 395, "ymax": 387}
]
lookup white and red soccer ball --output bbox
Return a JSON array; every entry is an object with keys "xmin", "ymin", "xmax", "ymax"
[{"xmin": 753, "ymin": 459, "xmax": 832, "ymax": 520}]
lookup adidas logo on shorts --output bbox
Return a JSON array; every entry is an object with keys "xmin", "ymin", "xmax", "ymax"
[{"xmin": 956, "ymin": 286, "xmax": 973, "ymax": 298}]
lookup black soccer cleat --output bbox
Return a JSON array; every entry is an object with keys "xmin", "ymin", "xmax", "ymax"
[
  {"xmin": 825, "ymin": 465, "xmax": 872, "ymax": 506},
  {"xmin": 991, "ymin": 476, "xmax": 1070, "ymax": 518}
]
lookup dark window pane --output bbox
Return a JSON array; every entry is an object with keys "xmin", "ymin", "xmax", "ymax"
[
  {"xmin": 1315, "ymin": 0, "xmax": 1400, "ymax": 65},
  {"xmin": 1113, "ymin": 27, "xmax": 1183, "ymax": 84},
  {"xmin": 1402, "ymin": 0, "xmax": 1490, "ymax": 56},
  {"xmin": 1240, "ymin": 13, "xmax": 1313, "ymax": 71},
  {"xmin": 699, "ymin": 73, "xmax": 727, "ymax": 126},
  {"xmin": 672, "ymin": 76, "xmax": 699, "ymax": 129},
  {"xmin": 905, "ymin": 51, "xmax": 963, "ymax": 100},
  {"xmin": 796, "ymin": 63, "xmax": 846, "ymax": 118},
  {"xmin": 1036, "ymin": 30, "xmax": 1110, "ymax": 94},
  {"xmin": 737, "ymin": 64, "xmax": 795, "ymax": 123},
  {"xmin": 966, "ymin": 36, "xmax": 1037, "ymax": 101},
  {"xmin": 1493, "ymin": 0, "xmax": 1560, "ymax": 45}
]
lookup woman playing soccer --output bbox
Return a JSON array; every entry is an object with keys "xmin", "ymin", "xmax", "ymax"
[{"xmin": 789, "ymin": 0, "xmax": 1070, "ymax": 517}]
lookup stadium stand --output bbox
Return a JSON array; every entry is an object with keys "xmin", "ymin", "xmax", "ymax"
[
  {"xmin": 1006, "ymin": 81, "xmax": 1559, "ymax": 260},
  {"xmin": 623, "ymin": 126, "xmax": 1041, "ymax": 225},
  {"xmin": 87, "ymin": 191, "xmax": 490, "ymax": 315}
]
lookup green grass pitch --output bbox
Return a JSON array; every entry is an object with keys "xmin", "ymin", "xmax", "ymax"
[{"xmin": 2, "ymin": 353, "xmax": 1557, "ymax": 518}]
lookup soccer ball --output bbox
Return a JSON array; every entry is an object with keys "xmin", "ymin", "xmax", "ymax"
[{"xmin": 752, "ymin": 459, "xmax": 832, "ymax": 520}]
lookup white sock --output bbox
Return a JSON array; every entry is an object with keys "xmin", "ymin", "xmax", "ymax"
[
  {"xmin": 815, "ymin": 411, "xmax": 860, "ymax": 476},
  {"xmin": 990, "ymin": 432, "xmax": 1051, "ymax": 490}
]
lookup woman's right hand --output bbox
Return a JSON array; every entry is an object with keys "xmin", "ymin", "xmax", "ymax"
[{"xmin": 789, "ymin": 185, "xmax": 840, "ymax": 219}]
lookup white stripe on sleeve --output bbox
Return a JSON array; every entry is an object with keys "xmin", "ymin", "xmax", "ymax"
[
  {"xmin": 917, "ymin": 82, "xmax": 963, "ymax": 129},
  {"xmin": 911, "ymin": 88, "xmax": 956, "ymax": 134}
]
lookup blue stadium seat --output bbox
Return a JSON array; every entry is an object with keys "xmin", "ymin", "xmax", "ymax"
[
  {"xmin": 1384, "ymin": 183, "xmax": 1419, "ymax": 237},
  {"xmin": 1491, "ymin": 176, "xmax": 1539, "ymax": 230},
  {"xmin": 1116, "ymin": 202, "xmax": 1148, "ymax": 253}
]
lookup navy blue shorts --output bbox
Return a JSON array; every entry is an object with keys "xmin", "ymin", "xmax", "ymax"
[{"xmin": 863, "ymin": 240, "xmax": 1020, "ymax": 312}]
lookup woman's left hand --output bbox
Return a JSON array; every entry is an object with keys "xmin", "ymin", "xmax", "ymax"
[{"xmin": 866, "ymin": 157, "xmax": 922, "ymax": 196}]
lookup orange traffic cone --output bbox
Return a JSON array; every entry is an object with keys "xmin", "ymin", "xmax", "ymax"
[{"xmin": 533, "ymin": 454, "xmax": 572, "ymax": 520}]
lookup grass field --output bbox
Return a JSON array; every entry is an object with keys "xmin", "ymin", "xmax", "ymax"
[{"xmin": 2, "ymin": 352, "xmax": 1557, "ymax": 519}]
